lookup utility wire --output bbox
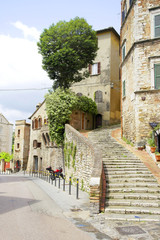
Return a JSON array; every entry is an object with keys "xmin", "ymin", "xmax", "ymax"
[{"xmin": 0, "ymin": 87, "xmax": 52, "ymax": 92}]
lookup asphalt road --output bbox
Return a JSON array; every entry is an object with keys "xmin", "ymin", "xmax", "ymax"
[{"xmin": 0, "ymin": 175, "xmax": 93, "ymax": 240}]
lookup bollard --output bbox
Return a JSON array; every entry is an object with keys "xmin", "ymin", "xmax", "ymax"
[
  {"xmin": 63, "ymin": 176, "xmax": 65, "ymax": 191},
  {"xmin": 69, "ymin": 177, "xmax": 71, "ymax": 195},
  {"xmin": 24, "ymin": 170, "xmax": 25, "ymax": 176},
  {"xmin": 76, "ymin": 179, "xmax": 79, "ymax": 199},
  {"xmin": 55, "ymin": 174, "xmax": 57, "ymax": 186},
  {"xmin": 32, "ymin": 171, "xmax": 33, "ymax": 177},
  {"xmin": 49, "ymin": 174, "xmax": 50, "ymax": 183},
  {"xmin": 51, "ymin": 178, "xmax": 53, "ymax": 185},
  {"xmin": 58, "ymin": 176, "xmax": 60, "ymax": 189}
]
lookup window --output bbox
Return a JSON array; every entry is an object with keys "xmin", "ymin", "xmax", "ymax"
[
  {"xmin": 32, "ymin": 120, "xmax": 35, "ymax": 129},
  {"xmin": 151, "ymin": 9, "xmax": 160, "ymax": 38},
  {"xmin": 89, "ymin": 62, "xmax": 101, "ymax": 75},
  {"xmin": 155, "ymin": 14, "xmax": 160, "ymax": 38},
  {"xmin": 130, "ymin": 0, "xmax": 133, "ymax": 7},
  {"xmin": 123, "ymin": 80, "xmax": 126, "ymax": 97},
  {"xmin": 17, "ymin": 143, "xmax": 20, "ymax": 149},
  {"xmin": 42, "ymin": 133, "xmax": 47, "ymax": 145},
  {"xmin": 122, "ymin": 1, "xmax": 127, "ymax": 23},
  {"xmin": 38, "ymin": 117, "xmax": 42, "ymax": 128},
  {"xmin": 122, "ymin": 42, "xmax": 126, "ymax": 61},
  {"xmin": 154, "ymin": 64, "xmax": 160, "ymax": 89},
  {"xmin": 37, "ymin": 142, "xmax": 41, "ymax": 148},
  {"xmin": 95, "ymin": 90, "xmax": 103, "ymax": 103},
  {"xmin": 33, "ymin": 140, "xmax": 37, "ymax": 148},
  {"xmin": 76, "ymin": 93, "xmax": 83, "ymax": 97},
  {"xmin": 17, "ymin": 129, "xmax": 20, "ymax": 137}
]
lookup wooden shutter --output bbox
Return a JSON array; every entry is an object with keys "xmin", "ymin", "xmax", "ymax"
[{"xmin": 98, "ymin": 62, "xmax": 101, "ymax": 74}]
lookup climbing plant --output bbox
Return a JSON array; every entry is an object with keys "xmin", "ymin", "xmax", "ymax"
[{"xmin": 45, "ymin": 88, "xmax": 97, "ymax": 145}]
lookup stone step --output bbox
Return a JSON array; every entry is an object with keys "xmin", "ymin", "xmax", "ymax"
[
  {"xmin": 105, "ymin": 170, "xmax": 151, "ymax": 175},
  {"xmin": 106, "ymin": 193, "xmax": 160, "ymax": 200},
  {"xmin": 107, "ymin": 177, "xmax": 157, "ymax": 183},
  {"xmin": 108, "ymin": 182, "xmax": 160, "ymax": 188},
  {"xmin": 104, "ymin": 213, "xmax": 160, "ymax": 222},
  {"xmin": 104, "ymin": 165, "xmax": 147, "ymax": 169},
  {"xmin": 106, "ymin": 187, "xmax": 160, "ymax": 193},
  {"xmin": 105, "ymin": 199, "xmax": 160, "ymax": 208},
  {"xmin": 103, "ymin": 156, "xmax": 140, "ymax": 160},
  {"xmin": 105, "ymin": 206, "xmax": 160, "ymax": 215},
  {"xmin": 107, "ymin": 173, "xmax": 154, "ymax": 178},
  {"xmin": 103, "ymin": 162, "xmax": 144, "ymax": 166}
]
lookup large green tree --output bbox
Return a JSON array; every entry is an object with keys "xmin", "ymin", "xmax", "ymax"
[{"xmin": 37, "ymin": 17, "xmax": 98, "ymax": 89}]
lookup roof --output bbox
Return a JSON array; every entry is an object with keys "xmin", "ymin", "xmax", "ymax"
[
  {"xmin": 28, "ymin": 99, "xmax": 46, "ymax": 119},
  {"xmin": 96, "ymin": 27, "xmax": 120, "ymax": 39}
]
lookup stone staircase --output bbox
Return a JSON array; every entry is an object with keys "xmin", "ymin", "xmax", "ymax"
[{"xmin": 88, "ymin": 127, "xmax": 160, "ymax": 222}]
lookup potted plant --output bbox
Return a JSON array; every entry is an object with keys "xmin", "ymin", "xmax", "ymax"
[
  {"xmin": 155, "ymin": 152, "xmax": 160, "ymax": 161},
  {"xmin": 147, "ymin": 138, "xmax": 156, "ymax": 153}
]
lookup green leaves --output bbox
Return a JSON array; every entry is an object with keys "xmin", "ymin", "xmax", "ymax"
[
  {"xmin": 45, "ymin": 88, "xmax": 97, "ymax": 145},
  {"xmin": 37, "ymin": 17, "xmax": 98, "ymax": 89},
  {"xmin": 0, "ymin": 152, "xmax": 13, "ymax": 162}
]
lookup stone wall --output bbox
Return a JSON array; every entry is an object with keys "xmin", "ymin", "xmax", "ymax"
[
  {"xmin": 65, "ymin": 124, "xmax": 103, "ymax": 213},
  {"xmin": 121, "ymin": 0, "xmax": 160, "ymax": 146}
]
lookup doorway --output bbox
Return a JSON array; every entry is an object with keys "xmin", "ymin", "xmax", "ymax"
[{"xmin": 96, "ymin": 114, "xmax": 102, "ymax": 128}]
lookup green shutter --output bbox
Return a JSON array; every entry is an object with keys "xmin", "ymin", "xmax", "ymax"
[
  {"xmin": 155, "ymin": 15, "xmax": 160, "ymax": 38},
  {"xmin": 155, "ymin": 64, "xmax": 160, "ymax": 89}
]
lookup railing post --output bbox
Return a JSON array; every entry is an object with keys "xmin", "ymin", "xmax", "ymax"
[
  {"xmin": 69, "ymin": 177, "xmax": 71, "ymax": 195},
  {"xmin": 76, "ymin": 178, "xmax": 79, "ymax": 199},
  {"xmin": 63, "ymin": 176, "xmax": 65, "ymax": 191}
]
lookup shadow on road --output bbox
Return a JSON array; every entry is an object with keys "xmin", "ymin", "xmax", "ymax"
[{"xmin": 0, "ymin": 195, "xmax": 39, "ymax": 215}]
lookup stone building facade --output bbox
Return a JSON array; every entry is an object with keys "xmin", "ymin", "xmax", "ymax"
[
  {"xmin": 27, "ymin": 101, "xmax": 63, "ymax": 172},
  {"xmin": 13, "ymin": 120, "xmax": 30, "ymax": 171},
  {"xmin": 71, "ymin": 27, "xmax": 120, "ymax": 127},
  {"xmin": 121, "ymin": 0, "xmax": 160, "ymax": 146},
  {"xmin": 0, "ymin": 113, "xmax": 13, "ymax": 154}
]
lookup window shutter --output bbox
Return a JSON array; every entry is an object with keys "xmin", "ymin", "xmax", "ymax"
[
  {"xmin": 89, "ymin": 64, "xmax": 92, "ymax": 74},
  {"xmin": 122, "ymin": 11, "xmax": 125, "ymax": 23},
  {"xmin": 98, "ymin": 62, "xmax": 101, "ymax": 74},
  {"xmin": 155, "ymin": 15, "xmax": 160, "ymax": 38},
  {"xmin": 123, "ymin": 80, "xmax": 126, "ymax": 97},
  {"xmin": 155, "ymin": 64, "xmax": 160, "ymax": 89}
]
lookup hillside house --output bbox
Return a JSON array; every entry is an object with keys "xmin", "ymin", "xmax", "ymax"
[{"xmin": 71, "ymin": 27, "xmax": 120, "ymax": 127}]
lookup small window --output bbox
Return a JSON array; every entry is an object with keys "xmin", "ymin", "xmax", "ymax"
[
  {"xmin": 35, "ymin": 119, "xmax": 38, "ymax": 129},
  {"xmin": 46, "ymin": 133, "xmax": 50, "ymax": 143},
  {"xmin": 122, "ymin": 42, "xmax": 126, "ymax": 61},
  {"xmin": 17, "ymin": 129, "xmax": 20, "ymax": 137},
  {"xmin": 44, "ymin": 119, "xmax": 48, "ymax": 125},
  {"xmin": 123, "ymin": 80, "xmax": 126, "ymax": 97},
  {"xmin": 89, "ymin": 62, "xmax": 101, "ymax": 75},
  {"xmin": 154, "ymin": 64, "xmax": 160, "ymax": 89},
  {"xmin": 37, "ymin": 142, "xmax": 41, "ymax": 148},
  {"xmin": 42, "ymin": 133, "xmax": 47, "ymax": 145},
  {"xmin": 33, "ymin": 140, "xmax": 37, "ymax": 148},
  {"xmin": 17, "ymin": 143, "xmax": 20, "ymax": 149},
  {"xmin": 155, "ymin": 14, "xmax": 160, "ymax": 38},
  {"xmin": 76, "ymin": 93, "xmax": 83, "ymax": 97},
  {"xmin": 95, "ymin": 90, "xmax": 103, "ymax": 103},
  {"xmin": 38, "ymin": 117, "xmax": 42, "ymax": 128}
]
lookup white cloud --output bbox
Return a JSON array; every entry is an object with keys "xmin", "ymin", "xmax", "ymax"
[
  {"xmin": 0, "ymin": 21, "xmax": 52, "ymax": 89},
  {"xmin": 0, "ymin": 104, "xmax": 31, "ymax": 125},
  {"xmin": 0, "ymin": 22, "xmax": 52, "ymax": 124},
  {"xmin": 12, "ymin": 21, "xmax": 41, "ymax": 41}
]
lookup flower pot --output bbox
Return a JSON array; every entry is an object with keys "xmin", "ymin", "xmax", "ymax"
[
  {"xmin": 155, "ymin": 154, "xmax": 160, "ymax": 161},
  {"xmin": 150, "ymin": 146, "xmax": 156, "ymax": 153}
]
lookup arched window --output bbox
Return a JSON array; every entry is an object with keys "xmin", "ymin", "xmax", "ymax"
[
  {"xmin": 76, "ymin": 93, "xmax": 83, "ymax": 97},
  {"xmin": 95, "ymin": 90, "xmax": 103, "ymax": 103}
]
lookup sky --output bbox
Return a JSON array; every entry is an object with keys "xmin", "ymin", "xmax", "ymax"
[{"xmin": 0, "ymin": 0, "xmax": 121, "ymax": 126}]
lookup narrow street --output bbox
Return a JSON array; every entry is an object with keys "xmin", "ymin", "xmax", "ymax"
[{"xmin": 0, "ymin": 175, "xmax": 93, "ymax": 240}]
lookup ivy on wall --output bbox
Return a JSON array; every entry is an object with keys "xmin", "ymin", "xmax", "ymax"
[
  {"xmin": 45, "ymin": 87, "xmax": 97, "ymax": 145},
  {"xmin": 64, "ymin": 140, "xmax": 77, "ymax": 170}
]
